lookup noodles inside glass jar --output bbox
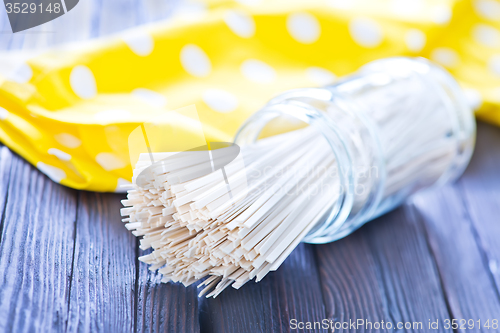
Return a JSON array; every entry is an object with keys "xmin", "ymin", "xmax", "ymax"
[
  {"xmin": 122, "ymin": 57, "xmax": 477, "ymax": 297},
  {"xmin": 234, "ymin": 57, "xmax": 476, "ymax": 244}
]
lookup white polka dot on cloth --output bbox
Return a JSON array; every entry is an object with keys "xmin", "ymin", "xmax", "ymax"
[
  {"xmin": 349, "ymin": 18, "xmax": 383, "ymax": 48},
  {"xmin": 37, "ymin": 162, "xmax": 66, "ymax": 183},
  {"xmin": 474, "ymin": 0, "xmax": 500, "ymax": 21},
  {"xmin": 287, "ymin": 12, "xmax": 321, "ymax": 44},
  {"xmin": 464, "ymin": 88, "xmax": 483, "ymax": 110},
  {"xmin": 180, "ymin": 44, "xmax": 212, "ymax": 78},
  {"xmin": 431, "ymin": 4, "xmax": 452, "ymax": 25},
  {"xmin": 132, "ymin": 88, "xmax": 167, "ymax": 108},
  {"xmin": 8, "ymin": 63, "xmax": 33, "ymax": 84},
  {"xmin": 473, "ymin": 24, "xmax": 500, "ymax": 48},
  {"xmin": 224, "ymin": 10, "xmax": 255, "ymax": 38},
  {"xmin": 488, "ymin": 55, "xmax": 500, "ymax": 76},
  {"xmin": 95, "ymin": 153, "xmax": 127, "ymax": 171},
  {"xmin": 405, "ymin": 29, "xmax": 426, "ymax": 52},
  {"xmin": 202, "ymin": 89, "xmax": 239, "ymax": 113},
  {"xmin": 94, "ymin": 109, "xmax": 132, "ymax": 122},
  {"xmin": 431, "ymin": 47, "xmax": 459, "ymax": 68},
  {"xmin": 122, "ymin": 31, "xmax": 154, "ymax": 56},
  {"xmin": 48, "ymin": 148, "xmax": 71, "ymax": 161},
  {"xmin": 306, "ymin": 67, "xmax": 336, "ymax": 86},
  {"xmin": 0, "ymin": 106, "xmax": 9, "ymax": 120},
  {"xmin": 241, "ymin": 59, "xmax": 276, "ymax": 84},
  {"xmin": 54, "ymin": 133, "xmax": 81, "ymax": 149},
  {"xmin": 70, "ymin": 65, "xmax": 97, "ymax": 99},
  {"xmin": 115, "ymin": 178, "xmax": 133, "ymax": 193}
]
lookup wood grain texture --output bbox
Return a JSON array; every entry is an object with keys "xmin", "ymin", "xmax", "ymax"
[
  {"xmin": 0, "ymin": 147, "xmax": 202, "ymax": 333},
  {"xmin": 199, "ymin": 243, "xmax": 327, "ymax": 333},
  {"xmin": 364, "ymin": 208, "xmax": 452, "ymax": 331},
  {"xmin": 66, "ymin": 192, "xmax": 136, "ymax": 333},
  {"xmin": 314, "ymin": 232, "xmax": 389, "ymax": 332},
  {"xmin": 315, "ymin": 206, "xmax": 452, "ymax": 332},
  {"xmin": 136, "ymin": 256, "xmax": 200, "ymax": 333},
  {"xmin": 0, "ymin": 150, "xmax": 77, "ymax": 332},
  {"xmin": 412, "ymin": 188, "xmax": 500, "ymax": 329},
  {"xmin": 457, "ymin": 123, "xmax": 500, "ymax": 296}
]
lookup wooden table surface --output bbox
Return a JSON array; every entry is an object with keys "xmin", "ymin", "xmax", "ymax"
[
  {"xmin": 0, "ymin": 121, "xmax": 498, "ymax": 333},
  {"xmin": 1, "ymin": 2, "xmax": 500, "ymax": 332}
]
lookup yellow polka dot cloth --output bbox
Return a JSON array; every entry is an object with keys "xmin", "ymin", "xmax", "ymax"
[{"xmin": 0, "ymin": 0, "xmax": 499, "ymax": 192}]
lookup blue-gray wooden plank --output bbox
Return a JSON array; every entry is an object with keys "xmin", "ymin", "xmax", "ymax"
[
  {"xmin": 412, "ymin": 186, "xmax": 500, "ymax": 328},
  {"xmin": 0, "ymin": 150, "xmax": 77, "ymax": 332},
  {"xmin": 199, "ymin": 243, "xmax": 328, "ymax": 333},
  {"xmin": 136, "ymin": 261, "xmax": 200, "ymax": 333},
  {"xmin": 0, "ymin": 150, "xmax": 200, "ymax": 333},
  {"xmin": 66, "ymin": 192, "xmax": 137, "ymax": 332},
  {"xmin": 458, "ymin": 123, "xmax": 500, "ymax": 293},
  {"xmin": 314, "ymin": 207, "xmax": 454, "ymax": 333}
]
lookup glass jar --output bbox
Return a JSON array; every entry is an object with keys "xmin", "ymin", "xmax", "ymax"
[{"xmin": 234, "ymin": 57, "xmax": 476, "ymax": 244}]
